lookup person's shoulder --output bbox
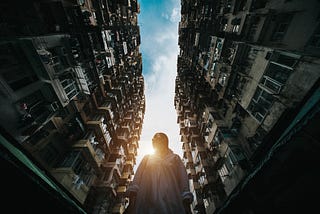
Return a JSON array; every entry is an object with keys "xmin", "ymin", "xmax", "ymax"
[
  {"xmin": 172, "ymin": 153, "xmax": 181, "ymax": 158},
  {"xmin": 172, "ymin": 153, "xmax": 183, "ymax": 161}
]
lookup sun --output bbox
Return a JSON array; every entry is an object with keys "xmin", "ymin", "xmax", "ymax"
[
  {"xmin": 138, "ymin": 141, "xmax": 155, "ymax": 156},
  {"xmin": 143, "ymin": 146, "xmax": 155, "ymax": 155},
  {"xmin": 148, "ymin": 148, "xmax": 155, "ymax": 155}
]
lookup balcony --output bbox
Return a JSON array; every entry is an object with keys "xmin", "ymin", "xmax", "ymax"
[
  {"xmin": 116, "ymin": 185, "xmax": 127, "ymax": 196},
  {"xmin": 187, "ymin": 168, "xmax": 196, "ymax": 179},
  {"xmin": 127, "ymin": 146, "xmax": 137, "ymax": 156},
  {"xmin": 103, "ymin": 74, "xmax": 113, "ymax": 89},
  {"xmin": 51, "ymin": 76, "xmax": 79, "ymax": 107},
  {"xmin": 201, "ymin": 159, "xmax": 210, "ymax": 168},
  {"xmin": 92, "ymin": 180, "xmax": 117, "ymax": 198},
  {"xmin": 72, "ymin": 139, "xmax": 103, "ymax": 169},
  {"xmin": 112, "ymin": 203, "xmax": 125, "ymax": 214},
  {"xmin": 116, "ymin": 128, "xmax": 130, "ymax": 142},
  {"xmin": 120, "ymin": 172, "xmax": 131, "ymax": 185},
  {"xmin": 23, "ymin": 129, "xmax": 57, "ymax": 152},
  {"xmin": 203, "ymin": 175, "xmax": 218, "ymax": 187},
  {"xmin": 131, "ymin": 140, "xmax": 139, "ymax": 149},
  {"xmin": 121, "ymin": 121, "xmax": 132, "ymax": 132},
  {"xmin": 101, "ymin": 161, "xmax": 123, "ymax": 178},
  {"xmin": 86, "ymin": 114, "xmax": 111, "ymax": 150},
  {"xmin": 228, "ymin": 42, "xmax": 250, "ymax": 66},
  {"xmin": 195, "ymin": 164, "xmax": 204, "ymax": 176},
  {"xmin": 110, "ymin": 147, "xmax": 123, "ymax": 158},
  {"xmin": 74, "ymin": 66, "xmax": 90, "ymax": 95},
  {"xmin": 183, "ymin": 151, "xmax": 194, "ymax": 164},
  {"xmin": 125, "ymin": 160, "xmax": 134, "ymax": 171},
  {"xmin": 190, "ymin": 129, "xmax": 200, "ymax": 139},
  {"xmin": 18, "ymin": 101, "xmax": 59, "ymax": 143},
  {"xmin": 51, "ymin": 168, "xmax": 89, "ymax": 204},
  {"xmin": 97, "ymin": 101, "xmax": 113, "ymax": 118},
  {"xmin": 242, "ymin": 14, "xmax": 270, "ymax": 43},
  {"xmin": 195, "ymin": 144, "xmax": 206, "ymax": 158},
  {"xmin": 193, "ymin": 181, "xmax": 201, "ymax": 190},
  {"xmin": 134, "ymin": 117, "xmax": 142, "ymax": 125},
  {"xmin": 124, "ymin": 112, "xmax": 133, "ymax": 121},
  {"xmin": 110, "ymin": 87, "xmax": 123, "ymax": 103}
]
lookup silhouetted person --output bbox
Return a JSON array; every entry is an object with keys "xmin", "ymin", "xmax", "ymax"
[{"xmin": 125, "ymin": 132, "xmax": 193, "ymax": 214}]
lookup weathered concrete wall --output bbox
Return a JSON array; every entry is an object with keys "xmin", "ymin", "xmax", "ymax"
[
  {"xmin": 239, "ymin": 46, "xmax": 272, "ymax": 109},
  {"xmin": 223, "ymin": 165, "xmax": 246, "ymax": 195},
  {"xmin": 281, "ymin": 57, "xmax": 320, "ymax": 107},
  {"xmin": 263, "ymin": 0, "xmax": 320, "ymax": 52},
  {"xmin": 262, "ymin": 101, "xmax": 286, "ymax": 132}
]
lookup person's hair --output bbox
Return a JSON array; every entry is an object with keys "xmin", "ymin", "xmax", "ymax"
[{"xmin": 152, "ymin": 132, "xmax": 169, "ymax": 148}]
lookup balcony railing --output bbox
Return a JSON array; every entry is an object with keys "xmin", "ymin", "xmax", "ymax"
[
  {"xmin": 116, "ymin": 185, "xmax": 127, "ymax": 195},
  {"xmin": 102, "ymin": 162, "xmax": 122, "ymax": 178},
  {"xmin": 50, "ymin": 168, "xmax": 89, "ymax": 204},
  {"xmin": 86, "ymin": 114, "xmax": 111, "ymax": 150},
  {"xmin": 72, "ymin": 139, "xmax": 103, "ymax": 169},
  {"xmin": 92, "ymin": 180, "xmax": 117, "ymax": 197}
]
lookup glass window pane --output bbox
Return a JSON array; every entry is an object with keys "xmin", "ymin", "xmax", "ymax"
[{"xmin": 265, "ymin": 63, "xmax": 291, "ymax": 84}]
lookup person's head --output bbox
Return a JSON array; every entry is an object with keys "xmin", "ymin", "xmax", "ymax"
[{"xmin": 152, "ymin": 132, "xmax": 169, "ymax": 154}]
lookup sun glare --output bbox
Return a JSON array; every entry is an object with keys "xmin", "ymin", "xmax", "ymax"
[
  {"xmin": 138, "ymin": 141, "xmax": 155, "ymax": 156},
  {"xmin": 148, "ymin": 148, "xmax": 155, "ymax": 155}
]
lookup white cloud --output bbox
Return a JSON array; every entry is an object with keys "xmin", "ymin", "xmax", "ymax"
[
  {"xmin": 161, "ymin": 7, "xmax": 180, "ymax": 23},
  {"xmin": 170, "ymin": 7, "xmax": 180, "ymax": 23},
  {"xmin": 161, "ymin": 13, "xmax": 169, "ymax": 20}
]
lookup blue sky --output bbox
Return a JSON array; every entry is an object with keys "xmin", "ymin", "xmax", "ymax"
[{"xmin": 135, "ymin": 0, "xmax": 182, "ymax": 168}]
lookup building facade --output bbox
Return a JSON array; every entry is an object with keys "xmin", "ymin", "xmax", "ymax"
[
  {"xmin": 175, "ymin": 0, "xmax": 320, "ymax": 213},
  {"xmin": 0, "ymin": 0, "xmax": 144, "ymax": 213}
]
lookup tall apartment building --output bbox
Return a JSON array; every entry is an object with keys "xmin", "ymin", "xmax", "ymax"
[
  {"xmin": 175, "ymin": 0, "xmax": 320, "ymax": 213},
  {"xmin": 0, "ymin": 0, "xmax": 144, "ymax": 213}
]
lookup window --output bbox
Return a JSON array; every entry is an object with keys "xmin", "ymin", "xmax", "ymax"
[
  {"xmin": 195, "ymin": 154, "xmax": 201, "ymax": 165},
  {"xmin": 261, "ymin": 62, "xmax": 292, "ymax": 91},
  {"xmin": 218, "ymin": 72, "xmax": 228, "ymax": 86},
  {"xmin": 206, "ymin": 119, "xmax": 213, "ymax": 131},
  {"xmin": 61, "ymin": 79, "xmax": 78, "ymax": 99},
  {"xmin": 78, "ymin": 162, "xmax": 95, "ymax": 186},
  {"xmin": 105, "ymin": 129, "xmax": 112, "ymax": 145},
  {"xmin": 198, "ymin": 173, "xmax": 206, "ymax": 186},
  {"xmin": 260, "ymin": 76, "xmax": 282, "ymax": 93},
  {"xmin": 116, "ymin": 157, "xmax": 124, "ymax": 172},
  {"xmin": 308, "ymin": 24, "xmax": 320, "ymax": 48},
  {"xmin": 218, "ymin": 164, "xmax": 230, "ymax": 181},
  {"xmin": 232, "ymin": 25, "xmax": 240, "ymax": 33},
  {"xmin": 265, "ymin": 52, "xmax": 272, "ymax": 60},
  {"xmin": 265, "ymin": 62, "xmax": 292, "ymax": 84},
  {"xmin": 229, "ymin": 145, "xmax": 246, "ymax": 162},
  {"xmin": 40, "ymin": 144, "xmax": 59, "ymax": 166},
  {"xmin": 230, "ymin": 18, "xmax": 241, "ymax": 33},
  {"xmin": 271, "ymin": 14, "xmax": 293, "ymax": 41},
  {"xmin": 269, "ymin": 52, "xmax": 298, "ymax": 68},
  {"xmin": 261, "ymin": 52, "xmax": 298, "ymax": 93},
  {"xmin": 248, "ymin": 87, "xmax": 274, "ymax": 122},
  {"xmin": 191, "ymin": 150, "xmax": 196, "ymax": 160},
  {"xmin": 87, "ymin": 131, "xmax": 98, "ymax": 149},
  {"xmin": 212, "ymin": 130, "xmax": 224, "ymax": 147},
  {"xmin": 218, "ymin": 145, "xmax": 245, "ymax": 181},
  {"xmin": 59, "ymin": 150, "xmax": 81, "ymax": 168},
  {"xmin": 73, "ymin": 154, "xmax": 86, "ymax": 175}
]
